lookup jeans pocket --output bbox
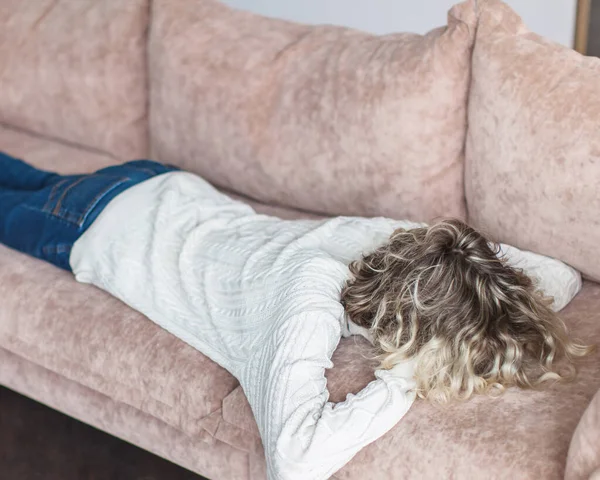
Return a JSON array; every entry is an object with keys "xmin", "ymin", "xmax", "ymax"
[{"xmin": 42, "ymin": 174, "xmax": 131, "ymax": 228}]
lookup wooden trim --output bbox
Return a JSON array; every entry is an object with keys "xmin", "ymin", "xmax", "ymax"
[{"xmin": 575, "ymin": 0, "xmax": 592, "ymax": 54}]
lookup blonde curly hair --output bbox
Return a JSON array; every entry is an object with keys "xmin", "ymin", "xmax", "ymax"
[{"xmin": 340, "ymin": 219, "xmax": 591, "ymax": 404}]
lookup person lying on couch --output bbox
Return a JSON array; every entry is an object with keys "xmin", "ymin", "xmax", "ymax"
[{"xmin": 0, "ymin": 153, "xmax": 590, "ymax": 480}]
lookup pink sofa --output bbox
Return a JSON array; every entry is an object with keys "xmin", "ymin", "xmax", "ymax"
[{"xmin": 0, "ymin": 1, "xmax": 599, "ymax": 479}]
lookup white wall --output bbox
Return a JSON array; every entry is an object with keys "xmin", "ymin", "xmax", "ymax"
[{"xmin": 221, "ymin": 0, "xmax": 577, "ymax": 48}]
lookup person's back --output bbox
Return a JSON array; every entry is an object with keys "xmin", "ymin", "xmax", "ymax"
[
  {"xmin": 70, "ymin": 170, "xmax": 427, "ymax": 478},
  {"xmin": 71, "ymin": 171, "xmax": 419, "ymax": 368}
]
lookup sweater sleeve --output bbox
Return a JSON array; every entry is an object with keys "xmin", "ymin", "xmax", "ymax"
[
  {"xmin": 498, "ymin": 243, "xmax": 582, "ymax": 311},
  {"xmin": 246, "ymin": 312, "xmax": 416, "ymax": 480}
]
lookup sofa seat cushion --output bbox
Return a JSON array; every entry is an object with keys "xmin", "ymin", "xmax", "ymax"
[
  {"xmin": 223, "ymin": 283, "xmax": 600, "ymax": 479},
  {"xmin": 0, "ymin": 244, "xmax": 241, "ymax": 437}
]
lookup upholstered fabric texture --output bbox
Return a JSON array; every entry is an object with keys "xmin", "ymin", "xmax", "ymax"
[
  {"xmin": 465, "ymin": 0, "xmax": 600, "ymax": 282},
  {"xmin": 0, "ymin": 124, "xmax": 312, "ymax": 217},
  {"xmin": 0, "ymin": 243, "xmax": 240, "ymax": 438},
  {"xmin": 0, "ymin": 0, "xmax": 149, "ymax": 159},
  {"xmin": 566, "ymin": 388, "xmax": 600, "ymax": 480},
  {"xmin": 0, "ymin": 125, "xmax": 117, "ymax": 173},
  {"xmin": 149, "ymin": 0, "xmax": 477, "ymax": 221}
]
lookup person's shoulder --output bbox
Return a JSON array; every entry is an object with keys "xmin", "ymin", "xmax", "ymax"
[
  {"xmin": 274, "ymin": 309, "xmax": 342, "ymax": 349},
  {"xmin": 283, "ymin": 254, "xmax": 348, "ymax": 301}
]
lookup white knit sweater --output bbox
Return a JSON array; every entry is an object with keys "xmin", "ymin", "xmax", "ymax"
[{"xmin": 69, "ymin": 172, "xmax": 582, "ymax": 480}]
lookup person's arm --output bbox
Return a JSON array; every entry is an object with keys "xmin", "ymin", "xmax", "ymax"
[
  {"xmin": 247, "ymin": 311, "xmax": 416, "ymax": 480},
  {"xmin": 498, "ymin": 243, "xmax": 582, "ymax": 311}
]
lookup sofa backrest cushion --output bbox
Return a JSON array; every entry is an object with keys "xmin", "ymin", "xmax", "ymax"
[
  {"xmin": 0, "ymin": 0, "xmax": 149, "ymax": 159},
  {"xmin": 148, "ymin": 0, "xmax": 477, "ymax": 221},
  {"xmin": 465, "ymin": 0, "xmax": 600, "ymax": 281}
]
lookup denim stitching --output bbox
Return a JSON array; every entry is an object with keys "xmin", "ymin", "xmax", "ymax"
[
  {"xmin": 42, "ymin": 178, "xmax": 69, "ymax": 213},
  {"xmin": 52, "ymin": 176, "xmax": 91, "ymax": 215},
  {"xmin": 57, "ymin": 210, "xmax": 84, "ymax": 224},
  {"xmin": 20, "ymin": 205, "xmax": 80, "ymax": 228},
  {"xmin": 47, "ymin": 175, "xmax": 130, "ymax": 227},
  {"xmin": 75, "ymin": 176, "xmax": 130, "ymax": 225},
  {"xmin": 35, "ymin": 167, "xmax": 170, "ymax": 229}
]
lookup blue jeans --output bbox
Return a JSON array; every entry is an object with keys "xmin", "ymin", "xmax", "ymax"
[{"xmin": 0, "ymin": 152, "xmax": 176, "ymax": 271}]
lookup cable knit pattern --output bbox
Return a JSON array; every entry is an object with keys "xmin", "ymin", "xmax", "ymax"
[
  {"xmin": 69, "ymin": 172, "xmax": 582, "ymax": 479},
  {"xmin": 70, "ymin": 172, "xmax": 421, "ymax": 480}
]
